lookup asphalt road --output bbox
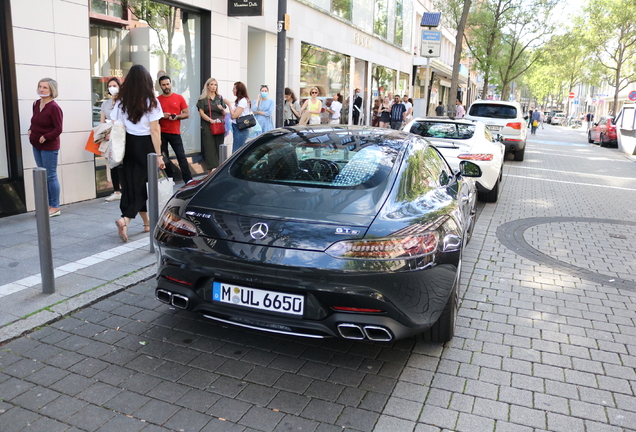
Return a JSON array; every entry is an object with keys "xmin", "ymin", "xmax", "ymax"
[{"xmin": 1, "ymin": 123, "xmax": 635, "ymax": 432}]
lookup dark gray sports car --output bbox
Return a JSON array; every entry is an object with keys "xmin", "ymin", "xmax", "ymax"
[{"xmin": 154, "ymin": 126, "xmax": 482, "ymax": 342}]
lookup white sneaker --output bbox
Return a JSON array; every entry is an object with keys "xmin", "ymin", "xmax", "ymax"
[{"xmin": 105, "ymin": 192, "xmax": 122, "ymax": 202}]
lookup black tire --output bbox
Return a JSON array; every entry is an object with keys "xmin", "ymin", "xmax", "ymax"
[
  {"xmin": 513, "ymin": 146, "xmax": 525, "ymax": 161},
  {"xmin": 599, "ymin": 134, "xmax": 607, "ymax": 148},
  {"xmin": 588, "ymin": 132, "xmax": 594, "ymax": 143},
  {"xmin": 478, "ymin": 177, "xmax": 499, "ymax": 203},
  {"xmin": 418, "ymin": 269, "xmax": 459, "ymax": 343}
]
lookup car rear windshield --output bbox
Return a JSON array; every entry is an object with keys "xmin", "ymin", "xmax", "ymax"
[
  {"xmin": 410, "ymin": 121, "xmax": 475, "ymax": 139},
  {"xmin": 230, "ymin": 131, "xmax": 401, "ymax": 188},
  {"xmin": 468, "ymin": 103, "xmax": 517, "ymax": 119}
]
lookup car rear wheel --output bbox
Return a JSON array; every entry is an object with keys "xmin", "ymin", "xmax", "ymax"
[
  {"xmin": 588, "ymin": 132, "xmax": 594, "ymax": 143},
  {"xmin": 513, "ymin": 146, "xmax": 525, "ymax": 161},
  {"xmin": 599, "ymin": 134, "xmax": 607, "ymax": 147},
  {"xmin": 418, "ymin": 269, "xmax": 459, "ymax": 343},
  {"xmin": 478, "ymin": 177, "xmax": 499, "ymax": 203}
]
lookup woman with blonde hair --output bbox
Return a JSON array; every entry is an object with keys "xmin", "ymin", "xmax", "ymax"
[
  {"xmin": 196, "ymin": 77, "xmax": 227, "ymax": 172},
  {"xmin": 301, "ymin": 87, "xmax": 323, "ymax": 125}
]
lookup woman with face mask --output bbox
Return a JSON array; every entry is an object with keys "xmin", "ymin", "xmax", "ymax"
[
  {"xmin": 253, "ymin": 85, "xmax": 274, "ymax": 132},
  {"xmin": 28, "ymin": 78, "xmax": 63, "ymax": 217},
  {"xmin": 100, "ymin": 77, "xmax": 123, "ymax": 202}
]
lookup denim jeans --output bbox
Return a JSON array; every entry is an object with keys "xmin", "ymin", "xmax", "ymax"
[
  {"xmin": 232, "ymin": 123, "xmax": 250, "ymax": 153},
  {"xmin": 32, "ymin": 147, "xmax": 60, "ymax": 208}
]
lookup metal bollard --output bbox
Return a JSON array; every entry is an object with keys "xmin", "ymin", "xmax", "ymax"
[
  {"xmin": 219, "ymin": 143, "xmax": 230, "ymax": 165},
  {"xmin": 147, "ymin": 153, "xmax": 158, "ymax": 253},
  {"xmin": 33, "ymin": 168, "xmax": 55, "ymax": 294}
]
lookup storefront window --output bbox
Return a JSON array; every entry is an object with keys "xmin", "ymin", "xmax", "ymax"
[
  {"xmin": 374, "ymin": 0, "xmax": 388, "ymax": 40},
  {"xmin": 332, "ymin": 0, "xmax": 352, "ymax": 21},
  {"xmin": 398, "ymin": 71, "xmax": 409, "ymax": 96},
  {"xmin": 90, "ymin": 2, "xmax": 201, "ymax": 195},
  {"xmin": 300, "ymin": 43, "xmax": 350, "ymax": 122},
  {"xmin": 394, "ymin": 0, "xmax": 403, "ymax": 46},
  {"xmin": 371, "ymin": 65, "xmax": 396, "ymax": 99}
]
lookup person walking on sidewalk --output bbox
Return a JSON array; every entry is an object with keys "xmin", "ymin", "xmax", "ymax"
[
  {"xmin": 531, "ymin": 109, "xmax": 541, "ymax": 135},
  {"xmin": 390, "ymin": 95, "xmax": 406, "ymax": 130},
  {"xmin": 157, "ymin": 75, "xmax": 192, "ymax": 184},
  {"xmin": 100, "ymin": 77, "xmax": 123, "ymax": 202},
  {"xmin": 29, "ymin": 78, "xmax": 63, "ymax": 217},
  {"xmin": 111, "ymin": 64, "xmax": 165, "ymax": 242}
]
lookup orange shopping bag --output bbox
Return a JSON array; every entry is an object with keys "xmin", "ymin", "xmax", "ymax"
[{"xmin": 84, "ymin": 130, "xmax": 100, "ymax": 156}]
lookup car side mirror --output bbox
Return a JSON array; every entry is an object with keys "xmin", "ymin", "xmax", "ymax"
[{"xmin": 459, "ymin": 161, "xmax": 482, "ymax": 178}]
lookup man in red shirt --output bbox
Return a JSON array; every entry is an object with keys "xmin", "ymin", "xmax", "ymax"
[{"xmin": 158, "ymin": 75, "xmax": 192, "ymax": 184}]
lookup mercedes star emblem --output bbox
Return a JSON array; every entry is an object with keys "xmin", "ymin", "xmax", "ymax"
[{"xmin": 250, "ymin": 222, "xmax": 269, "ymax": 240}]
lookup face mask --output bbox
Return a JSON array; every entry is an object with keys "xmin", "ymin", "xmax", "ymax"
[
  {"xmin": 261, "ymin": 92, "xmax": 268, "ymax": 99},
  {"xmin": 355, "ymin": 92, "xmax": 360, "ymax": 96},
  {"xmin": 38, "ymin": 92, "xmax": 50, "ymax": 98},
  {"xmin": 108, "ymin": 87, "xmax": 119, "ymax": 96}
]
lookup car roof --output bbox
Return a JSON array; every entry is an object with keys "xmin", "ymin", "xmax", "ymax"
[
  {"xmin": 410, "ymin": 116, "xmax": 481, "ymax": 125},
  {"xmin": 468, "ymin": 99, "xmax": 521, "ymax": 108}
]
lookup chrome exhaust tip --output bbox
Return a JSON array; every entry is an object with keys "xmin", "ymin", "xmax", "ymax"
[
  {"xmin": 337, "ymin": 323, "xmax": 365, "ymax": 340},
  {"xmin": 363, "ymin": 326, "xmax": 392, "ymax": 342},
  {"xmin": 171, "ymin": 293, "xmax": 189, "ymax": 309},
  {"xmin": 156, "ymin": 289, "xmax": 172, "ymax": 304}
]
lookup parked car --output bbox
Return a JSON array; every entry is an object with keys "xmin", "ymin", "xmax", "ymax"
[
  {"xmin": 154, "ymin": 126, "xmax": 483, "ymax": 342},
  {"xmin": 547, "ymin": 110, "xmax": 564, "ymax": 124},
  {"xmin": 551, "ymin": 113, "xmax": 566, "ymax": 125},
  {"xmin": 587, "ymin": 116, "xmax": 617, "ymax": 147},
  {"xmin": 403, "ymin": 117, "xmax": 505, "ymax": 203},
  {"xmin": 463, "ymin": 100, "xmax": 527, "ymax": 161}
]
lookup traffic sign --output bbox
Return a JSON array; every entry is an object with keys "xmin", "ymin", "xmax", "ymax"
[
  {"xmin": 421, "ymin": 30, "xmax": 441, "ymax": 57},
  {"xmin": 568, "ymin": 92, "xmax": 575, "ymax": 99},
  {"xmin": 629, "ymin": 91, "xmax": 636, "ymax": 101}
]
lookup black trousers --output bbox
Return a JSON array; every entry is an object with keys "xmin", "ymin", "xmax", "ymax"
[
  {"xmin": 120, "ymin": 133, "xmax": 153, "ymax": 219},
  {"xmin": 161, "ymin": 132, "xmax": 192, "ymax": 183}
]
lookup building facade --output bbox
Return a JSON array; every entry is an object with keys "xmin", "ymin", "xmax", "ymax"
[{"xmin": 0, "ymin": 0, "xmax": 460, "ymax": 217}]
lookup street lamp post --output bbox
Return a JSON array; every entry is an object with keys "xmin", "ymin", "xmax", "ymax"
[{"xmin": 275, "ymin": 0, "xmax": 287, "ymax": 128}]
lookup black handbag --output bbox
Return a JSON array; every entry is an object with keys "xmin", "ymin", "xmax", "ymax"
[{"xmin": 236, "ymin": 113, "xmax": 256, "ymax": 130}]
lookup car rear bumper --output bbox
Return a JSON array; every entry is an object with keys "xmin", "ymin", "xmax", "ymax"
[
  {"xmin": 154, "ymin": 234, "xmax": 460, "ymax": 341},
  {"xmin": 502, "ymin": 139, "xmax": 525, "ymax": 152}
]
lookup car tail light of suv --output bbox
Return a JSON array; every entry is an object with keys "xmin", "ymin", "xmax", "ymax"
[{"xmin": 506, "ymin": 122, "xmax": 523, "ymax": 130}]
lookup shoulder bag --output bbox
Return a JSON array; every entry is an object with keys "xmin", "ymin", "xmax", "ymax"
[
  {"xmin": 107, "ymin": 107, "xmax": 126, "ymax": 168},
  {"xmin": 236, "ymin": 98, "xmax": 256, "ymax": 130},
  {"xmin": 208, "ymin": 98, "xmax": 225, "ymax": 135}
]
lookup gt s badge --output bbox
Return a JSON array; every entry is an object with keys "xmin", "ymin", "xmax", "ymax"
[{"xmin": 335, "ymin": 227, "xmax": 360, "ymax": 235}]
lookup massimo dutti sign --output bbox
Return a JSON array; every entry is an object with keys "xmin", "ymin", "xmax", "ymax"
[{"xmin": 228, "ymin": 0, "xmax": 263, "ymax": 16}]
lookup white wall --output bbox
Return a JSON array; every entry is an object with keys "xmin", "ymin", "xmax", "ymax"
[{"xmin": 11, "ymin": 0, "xmax": 94, "ymax": 211}]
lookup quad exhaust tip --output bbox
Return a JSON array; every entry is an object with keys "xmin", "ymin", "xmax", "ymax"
[
  {"xmin": 156, "ymin": 289, "xmax": 189, "ymax": 310},
  {"xmin": 337, "ymin": 323, "xmax": 392, "ymax": 341}
]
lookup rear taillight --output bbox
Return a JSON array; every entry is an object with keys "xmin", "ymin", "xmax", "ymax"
[
  {"xmin": 506, "ymin": 122, "xmax": 523, "ymax": 129},
  {"xmin": 325, "ymin": 232, "xmax": 439, "ymax": 260},
  {"xmin": 458, "ymin": 154, "xmax": 493, "ymax": 161},
  {"xmin": 158, "ymin": 208, "xmax": 197, "ymax": 237},
  {"xmin": 164, "ymin": 275, "xmax": 193, "ymax": 286}
]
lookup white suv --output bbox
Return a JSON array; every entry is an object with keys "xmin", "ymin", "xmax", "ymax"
[{"xmin": 464, "ymin": 100, "xmax": 527, "ymax": 161}]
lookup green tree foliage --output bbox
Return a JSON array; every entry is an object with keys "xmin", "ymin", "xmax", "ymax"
[
  {"xmin": 523, "ymin": 31, "xmax": 591, "ymax": 114},
  {"xmin": 124, "ymin": 0, "xmax": 182, "ymax": 77},
  {"xmin": 580, "ymin": 0, "xmax": 636, "ymax": 113}
]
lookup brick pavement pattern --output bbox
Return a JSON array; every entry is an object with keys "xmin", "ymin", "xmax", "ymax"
[{"xmin": 1, "ymin": 128, "xmax": 635, "ymax": 432}]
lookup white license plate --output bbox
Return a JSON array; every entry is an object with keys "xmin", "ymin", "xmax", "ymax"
[
  {"xmin": 212, "ymin": 282, "xmax": 304, "ymax": 315},
  {"xmin": 487, "ymin": 125, "xmax": 502, "ymax": 131}
]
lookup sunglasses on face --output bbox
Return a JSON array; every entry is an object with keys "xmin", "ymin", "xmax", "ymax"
[{"xmin": 311, "ymin": 92, "xmax": 318, "ymax": 94}]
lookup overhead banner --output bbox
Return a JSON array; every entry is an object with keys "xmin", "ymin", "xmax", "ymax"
[{"xmin": 228, "ymin": 0, "xmax": 263, "ymax": 16}]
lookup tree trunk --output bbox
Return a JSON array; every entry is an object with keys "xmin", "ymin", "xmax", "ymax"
[{"xmin": 450, "ymin": 0, "xmax": 472, "ymax": 116}]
